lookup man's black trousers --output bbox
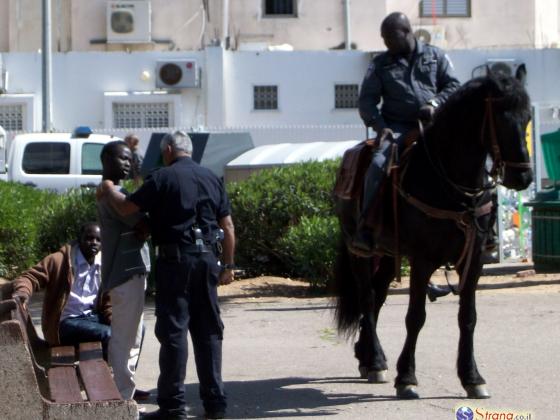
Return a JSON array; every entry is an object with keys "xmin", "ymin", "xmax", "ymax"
[{"xmin": 154, "ymin": 251, "xmax": 226, "ymax": 416}]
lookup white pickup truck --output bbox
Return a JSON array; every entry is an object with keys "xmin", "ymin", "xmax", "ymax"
[{"xmin": 0, "ymin": 127, "xmax": 120, "ymax": 192}]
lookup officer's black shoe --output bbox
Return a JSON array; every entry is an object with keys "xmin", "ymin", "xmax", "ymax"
[
  {"xmin": 426, "ymin": 283, "xmax": 451, "ymax": 302},
  {"xmin": 349, "ymin": 230, "xmax": 376, "ymax": 258},
  {"xmin": 205, "ymin": 409, "xmax": 226, "ymax": 419},
  {"xmin": 140, "ymin": 409, "xmax": 187, "ymax": 420},
  {"xmin": 133, "ymin": 389, "xmax": 152, "ymax": 402}
]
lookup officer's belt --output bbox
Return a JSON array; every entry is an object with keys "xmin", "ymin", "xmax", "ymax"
[{"xmin": 156, "ymin": 243, "xmax": 212, "ymax": 259}]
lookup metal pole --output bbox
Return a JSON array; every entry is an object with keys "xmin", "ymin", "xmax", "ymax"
[
  {"xmin": 344, "ymin": 0, "xmax": 351, "ymax": 50},
  {"xmin": 42, "ymin": 0, "xmax": 53, "ymax": 132},
  {"xmin": 222, "ymin": 0, "xmax": 230, "ymax": 49}
]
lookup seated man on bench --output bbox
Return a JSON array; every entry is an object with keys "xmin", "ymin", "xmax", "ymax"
[{"xmin": 11, "ymin": 222, "xmax": 111, "ymax": 358}]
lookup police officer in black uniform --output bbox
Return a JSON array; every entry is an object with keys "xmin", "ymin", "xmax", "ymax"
[
  {"xmin": 351, "ymin": 11, "xmax": 460, "ymax": 253},
  {"xmin": 352, "ymin": 12, "xmax": 460, "ymax": 301},
  {"xmin": 98, "ymin": 130, "xmax": 234, "ymax": 420}
]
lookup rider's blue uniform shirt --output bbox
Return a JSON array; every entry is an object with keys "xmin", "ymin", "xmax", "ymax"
[{"xmin": 358, "ymin": 41, "xmax": 460, "ymax": 131}]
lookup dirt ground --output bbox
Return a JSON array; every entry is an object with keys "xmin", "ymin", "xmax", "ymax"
[
  {"xmin": 217, "ymin": 264, "xmax": 560, "ymax": 302},
  {"xmin": 2, "ymin": 263, "xmax": 559, "ymax": 302}
]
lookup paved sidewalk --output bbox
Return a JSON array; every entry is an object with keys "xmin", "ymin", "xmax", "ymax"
[
  {"xmin": 19, "ymin": 265, "xmax": 559, "ymax": 419},
  {"xmin": 133, "ymin": 280, "xmax": 560, "ymax": 419}
]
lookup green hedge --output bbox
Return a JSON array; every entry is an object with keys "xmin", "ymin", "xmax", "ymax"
[
  {"xmin": 37, "ymin": 188, "xmax": 99, "ymax": 255},
  {"xmin": 278, "ymin": 215, "xmax": 339, "ymax": 288},
  {"xmin": 1, "ymin": 162, "xmax": 344, "ymax": 288},
  {"xmin": 0, "ymin": 182, "xmax": 54, "ymax": 278},
  {"xmin": 227, "ymin": 160, "xmax": 340, "ymax": 286},
  {"xmin": 0, "ymin": 182, "xmax": 99, "ymax": 279}
]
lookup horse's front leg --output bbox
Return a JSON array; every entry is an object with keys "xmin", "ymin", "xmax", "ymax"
[
  {"xmin": 395, "ymin": 258, "xmax": 438, "ymax": 399},
  {"xmin": 457, "ymin": 263, "xmax": 491, "ymax": 399}
]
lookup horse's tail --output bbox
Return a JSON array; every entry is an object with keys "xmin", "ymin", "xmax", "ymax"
[{"xmin": 333, "ymin": 239, "xmax": 364, "ymax": 336}]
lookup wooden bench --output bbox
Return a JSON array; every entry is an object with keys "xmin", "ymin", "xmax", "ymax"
[{"xmin": 0, "ymin": 298, "xmax": 137, "ymax": 420}]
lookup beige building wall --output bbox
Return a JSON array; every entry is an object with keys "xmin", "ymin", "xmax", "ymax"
[
  {"xmin": 535, "ymin": 0, "xmax": 560, "ymax": 47},
  {"xmin": 0, "ymin": 0, "xmax": 386, "ymax": 52},
  {"xmin": 71, "ymin": 0, "xmax": 224, "ymax": 52},
  {"xmin": 0, "ymin": 2, "xmax": 9, "ymax": 52},
  {"xmin": 2, "ymin": 0, "xmax": 71, "ymax": 52},
  {"xmin": 228, "ymin": 0, "xmax": 384, "ymax": 51},
  {"xmin": 387, "ymin": 0, "xmax": 544, "ymax": 49},
  {"xmin": 0, "ymin": 0, "xmax": 558, "ymax": 52}
]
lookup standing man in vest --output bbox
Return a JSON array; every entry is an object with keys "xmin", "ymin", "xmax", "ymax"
[
  {"xmin": 97, "ymin": 140, "xmax": 151, "ymax": 401},
  {"xmin": 98, "ymin": 131, "xmax": 235, "ymax": 420}
]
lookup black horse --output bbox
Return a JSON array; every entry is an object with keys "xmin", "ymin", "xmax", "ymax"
[{"xmin": 333, "ymin": 74, "xmax": 533, "ymax": 399}]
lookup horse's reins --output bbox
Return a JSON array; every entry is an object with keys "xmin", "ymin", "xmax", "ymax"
[{"xmin": 393, "ymin": 95, "xmax": 530, "ymax": 293}]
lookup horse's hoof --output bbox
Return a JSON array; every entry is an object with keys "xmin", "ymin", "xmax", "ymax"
[
  {"xmin": 464, "ymin": 384, "xmax": 491, "ymax": 399},
  {"xmin": 367, "ymin": 370, "xmax": 389, "ymax": 383},
  {"xmin": 395, "ymin": 385, "xmax": 419, "ymax": 399},
  {"xmin": 358, "ymin": 367, "xmax": 388, "ymax": 383}
]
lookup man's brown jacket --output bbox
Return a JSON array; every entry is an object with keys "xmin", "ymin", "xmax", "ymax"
[{"xmin": 11, "ymin": 242, "xmax": 111, "ymax": 346}]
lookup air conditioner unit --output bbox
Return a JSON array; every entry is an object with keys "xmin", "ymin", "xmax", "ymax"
[
  {"xmin": 413, "ymin": 25, "xmax": 446, "ymax": 48},
  {"xmin": 156, "ymin": 60, "xmax": 200, "ymax": 89},
  {"xmin": 471, "ymin": 59, "xmax": 527, "ymax": 83},
  {"xmin": 107, "ymin": 0, "xmax": 151, "ymax": 44}
]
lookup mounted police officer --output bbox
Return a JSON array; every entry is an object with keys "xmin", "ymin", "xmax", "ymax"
[
  {"xmin": 98, "ymin": 130, "xmax": 234, "ymax": 420},
  {"xmin": 351, "ymin": 11, "xmax": 461, "ymax": 300}
]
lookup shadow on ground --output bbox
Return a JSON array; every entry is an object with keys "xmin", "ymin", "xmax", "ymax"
[{"xmin": 139, "ymin": 376, "xmax": 466, "ymax": 419}]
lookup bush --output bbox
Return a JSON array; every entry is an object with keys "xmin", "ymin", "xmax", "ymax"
[
  {"xmin": 0, "ymin": 182, "xmax": 54, "ymax": 278},
  {"xmin": 278, "ymin": 215, "xmax": 339, "ymax": 288},
  {"xmin": 227, "ymin": 160, "xmax": 340, "ymax": 282},
  {"xmin": 37, "ymin": 188, "xmax": 98, "ymax": 255}
]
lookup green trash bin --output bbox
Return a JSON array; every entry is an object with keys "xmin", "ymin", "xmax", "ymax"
[
  {"xmin": 527, "ymin": 131, "xmax": 560, "ymax": 272},
  {"xmin": 526, "ymin": 201, "xmax": 560, "ymax": 272},
  {"xmin": 541, "ymin": 130, "xmax": 560, "ymax": 184}
]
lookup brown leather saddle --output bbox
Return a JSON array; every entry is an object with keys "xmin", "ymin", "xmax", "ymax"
[{"xmin": 333, "ymin": 129, "xmax": 420, "ymax": 204}]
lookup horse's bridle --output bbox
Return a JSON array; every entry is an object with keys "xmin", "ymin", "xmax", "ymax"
[
  {"xmin": 396, "ymin": 94, "xmax": 531, "ymax": 293},
  {"xmin": 482, "ymin": 96, "xmax": 532, "ymax": 181}
]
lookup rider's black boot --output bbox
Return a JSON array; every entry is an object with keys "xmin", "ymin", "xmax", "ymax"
[{"xmin": 426, "ymin": 283, "xmax": 451, "ymax": 302}]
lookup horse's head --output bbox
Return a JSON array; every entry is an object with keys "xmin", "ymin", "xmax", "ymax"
[{"xmin": 483, "ymin": 75, "xmax": 533, "ymax": 190}]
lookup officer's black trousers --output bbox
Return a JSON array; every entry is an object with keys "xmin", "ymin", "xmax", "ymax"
[{"xmin": 154, "ymin": 251, "xmax": 226, "ymax": 415}]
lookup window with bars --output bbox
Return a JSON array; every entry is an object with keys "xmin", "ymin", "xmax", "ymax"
[
  {"xmin": 0, "ymin": 104, "xmax": 25, "ymax": 131},
  {"xmin": 420, "ymin": 0, "xmax": 470, "ymax": 17},
  {"xmin": 112, "ymin": 102, "xmax": 171, "ymax": 129},
  {"xmin": 335, "ymin": 84, "xmax": 359, "ymax": 109},
  {"xmin": 254, "ymin": 85, "xmax": 278, "ymax": 110},
  {"xmin": 264, "ymin": 0, "xmax": 297, "ymax": 16}
]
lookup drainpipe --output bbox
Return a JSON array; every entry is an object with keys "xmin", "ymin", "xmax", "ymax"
[
  {"xmin": 42, "ymin": 0, "xmax": 53, "ymax": 132},
  {"xmin": 344, "ymin": 0, "xmax": 351, "ymax": 50},
  {"xmin": 222, "ymin": 0, "xmax": 230, "ymax": 49}
]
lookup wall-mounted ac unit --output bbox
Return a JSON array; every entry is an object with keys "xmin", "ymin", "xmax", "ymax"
[
  {"xmin": 413, "ymin": 25, "xmax": 446, "ymax": 48},
  {"xmin": 156, "ymin": 60, "xmax": 199, "ymax": 89},
  {"xmin": 107, "ymin": 0, "xmax": 151, "ymax": 44}
]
